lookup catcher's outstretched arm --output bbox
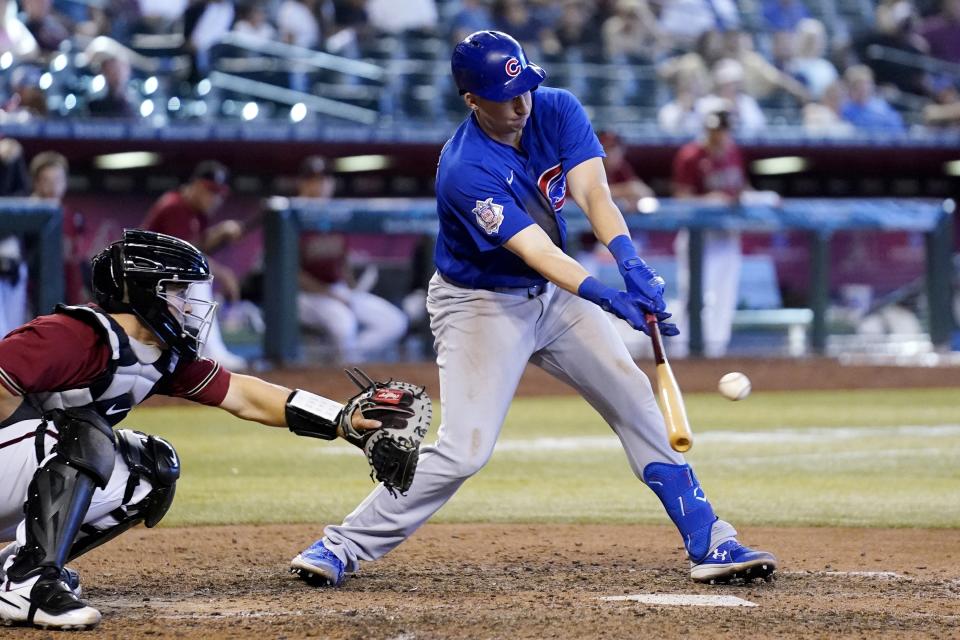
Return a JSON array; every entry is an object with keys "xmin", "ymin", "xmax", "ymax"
[{"xmin": 218, "ymin": 373, "xmax": 380, "ymax": 434}]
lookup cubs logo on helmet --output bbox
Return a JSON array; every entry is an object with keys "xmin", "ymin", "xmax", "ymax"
[{"xmin": 451, "ymin": 31, "xmax": 547, "ymax": 102}]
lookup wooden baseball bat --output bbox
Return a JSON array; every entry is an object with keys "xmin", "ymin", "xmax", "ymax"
[{"xmin": 645, "ymin": 313, "xmax": 693, "ymax": 452}]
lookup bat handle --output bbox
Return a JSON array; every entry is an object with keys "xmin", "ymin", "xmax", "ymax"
[{"xmin": 645, "ymin": 312, "xmax": 666, "ymax": 364}]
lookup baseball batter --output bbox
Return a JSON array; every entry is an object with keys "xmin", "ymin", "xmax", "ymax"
[
  {"xmin": 0, "ymin": 230, "xmax": 422, "ymax": 630},
  {"xmin": 292, "ymin": 31, "xmax": 776, "ymax": 587}
]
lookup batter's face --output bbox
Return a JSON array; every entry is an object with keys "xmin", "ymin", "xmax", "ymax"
[{"xmin": 465, "ymin": 91, "xmax": 532, "ymax": 144}]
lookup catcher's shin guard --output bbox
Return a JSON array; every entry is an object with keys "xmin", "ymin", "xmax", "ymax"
[
  {"xmin": 642, "ymin": 462, "xmax": 718, "ymax": 563},
  {"xmin": 67, "ymin": 429, "xmax": 180, "ymax": 561},
  {"xmin": 7, "ymin": 409, "xmax": 117, "ymax": 583}
]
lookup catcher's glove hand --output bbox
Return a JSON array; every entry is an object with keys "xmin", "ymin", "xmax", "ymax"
[{"xmin": 340, "ymin": 368, "xmax": 431, "ymax": 497}]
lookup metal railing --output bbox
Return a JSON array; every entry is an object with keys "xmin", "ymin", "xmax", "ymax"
[{"xmin": 260, "ymin": 197, "xmax": 956, "ymax": 362}]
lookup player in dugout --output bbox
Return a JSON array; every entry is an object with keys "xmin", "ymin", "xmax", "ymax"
[{"xmin": 0, "ymin": 229, "xmax": 422, "ymax": 630}]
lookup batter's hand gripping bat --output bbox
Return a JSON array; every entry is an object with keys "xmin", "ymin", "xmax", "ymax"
[{"xmin": 645, "ymin": 313, "xmax": 692, "ymax": 452}]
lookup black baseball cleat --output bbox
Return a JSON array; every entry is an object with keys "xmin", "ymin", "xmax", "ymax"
[
  {"xmin": 690, "ymin": 540, "xmax": 777, "ymax": 585},
  {"xmin": 0, "ymin": 576, "xmax": 100, "ymax": 630}
]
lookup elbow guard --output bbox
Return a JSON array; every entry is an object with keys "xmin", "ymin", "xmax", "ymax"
[{"xmin": 285, "ymin": 389, "xmax": 345, "ymax": 440}]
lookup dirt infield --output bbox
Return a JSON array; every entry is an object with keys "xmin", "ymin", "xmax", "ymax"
[
  {"xmin": 103, "ymin": 358, "xmax": 959, "ymax": 638},
  {"xmin": 12, "ymin": 523, "xmax": 958, "ymax": 639}
]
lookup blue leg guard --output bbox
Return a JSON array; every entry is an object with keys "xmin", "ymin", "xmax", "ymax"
[{"xmin": 642, "ymin": 462, "xmax": 717, "ymax": 562}]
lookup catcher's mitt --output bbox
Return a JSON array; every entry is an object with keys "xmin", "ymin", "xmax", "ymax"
[{"xmin": 340, "ymin": 368, "xmax": 431, "ymax": 496}]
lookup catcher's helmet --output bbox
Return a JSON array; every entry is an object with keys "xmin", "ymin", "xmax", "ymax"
[
  {"xmin": 451, "ymin": 30, "xmax": 546, "ymax": 102},
  {"xmin": 91, "ymin": 229, "xmax": 215, "ymax": 361}
]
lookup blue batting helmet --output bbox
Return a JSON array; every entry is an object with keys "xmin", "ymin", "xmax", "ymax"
[{"xmin": 451, "ymin": 31, "xmax": 546, "ymax": 102}]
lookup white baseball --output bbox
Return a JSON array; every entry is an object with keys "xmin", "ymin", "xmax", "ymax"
[{"xmin": 718, "ymin": 372, "xmax": 751, "ymax": 401}]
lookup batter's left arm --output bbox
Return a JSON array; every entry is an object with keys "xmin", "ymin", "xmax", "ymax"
[
  {"xmin": 567, "ymin": 157, "xmax": 667, "ymax": 311},
  {"xmin": 566, "ymin": 157, "xmax": 630, "ymax": 246}
]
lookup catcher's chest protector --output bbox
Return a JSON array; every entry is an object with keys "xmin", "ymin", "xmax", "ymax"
[{"xmin": 13, "ymin": 305, "xmax": 178, "ymax": 428}]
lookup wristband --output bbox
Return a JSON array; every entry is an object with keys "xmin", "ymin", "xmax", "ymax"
[
  {"xmin": 607, "ymin": 234, "xmax": 638, "ymax": 268},
  {"xmin": 285, "ymin": 389, "xmax": 344, "ymax": 440},
  {"xmin": 577, "ymin": 276, "xmax": 614, "ymax": 307}
]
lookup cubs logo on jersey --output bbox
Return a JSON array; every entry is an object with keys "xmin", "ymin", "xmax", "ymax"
[
  {"xmin": 537, "ymin": 163, "xmax": 566, "ymax": 212},
  {"xmin": 472, "ymin": 197, "xmax": 505, "ymax": 235}
]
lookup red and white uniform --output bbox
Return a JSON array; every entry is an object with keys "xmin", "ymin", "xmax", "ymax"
[
  {"xmin": 0, "ymin": 305, "xmax": 230, "ymax": 541},
  {"xmin": 297, "ymin": 232, "xmax": 408, "ymax": 361},
  {"xmin": 671, "ymin": 141, "xmax": 747, "ymax": 357}
]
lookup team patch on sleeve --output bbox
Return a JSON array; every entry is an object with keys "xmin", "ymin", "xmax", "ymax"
[{"xmin": 472, "ymin": 197, "xmax": 505, "ymax": 235}]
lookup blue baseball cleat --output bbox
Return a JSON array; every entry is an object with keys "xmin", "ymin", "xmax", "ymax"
[
  {"xmin": 290, "ymin": 540, "xmax": 345, "ymax": 587},
  {"xmin": 690, "ymin": 540, "xmax": 777, "ymax": 584}
]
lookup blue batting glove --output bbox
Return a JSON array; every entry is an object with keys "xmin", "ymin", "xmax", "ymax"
[
  {"xmin": 578, "ymin": 277, "xmax": 679, "ymax": 337},
  {"xmin": 607, "ymin": 235, "xmax": 666, "ymax": 313}
]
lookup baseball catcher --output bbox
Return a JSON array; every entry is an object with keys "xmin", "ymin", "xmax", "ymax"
[{"xmin": 0, "ymin": 229, "xmax": 429, "ymax": 630}]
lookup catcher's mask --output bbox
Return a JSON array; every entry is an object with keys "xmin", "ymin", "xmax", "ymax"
[{"xmin": 91, "ymin": 229, "xmax": 216, "ymax": 360}]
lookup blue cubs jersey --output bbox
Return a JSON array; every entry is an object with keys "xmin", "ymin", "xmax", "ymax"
[{"xmin": 435, "ymin": 86, "xmax": 605, "ymax": 288}]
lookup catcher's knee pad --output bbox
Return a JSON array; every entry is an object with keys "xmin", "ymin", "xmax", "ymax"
[
  {"xmin": 67, "ymin": 430, "xmax": 180, "ymax": 562},
  {"xmin": 642, "ymin": 462, "xmax": 717, "ymax": 562},
  {"xmin": 50, "ymin": 407, "xmax": 118, "ymax": 488},
  {"xmin": 116, "ymin": 429, "xmax": 180, "ymax": 527}
]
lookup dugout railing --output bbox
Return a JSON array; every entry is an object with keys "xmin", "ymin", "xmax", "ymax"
[
  {"xmin": 0, "ymin": 199, "xmax": 64, "ymax": 317},
  {"xmin": 260, "ymin": 197, "xmax": 956, "ymax": 362},
  {"xmin": 0, "ymin": 197, "xmax": 952, "ymax": 363}
]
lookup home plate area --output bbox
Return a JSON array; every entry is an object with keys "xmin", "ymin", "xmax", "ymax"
[{"xmin": 599, "ymin": 594, "xmax": 758, "ymax": 607}]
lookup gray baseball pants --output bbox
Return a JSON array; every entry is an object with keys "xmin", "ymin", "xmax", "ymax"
[{"xmin": 324, "ymin": 272, "xmax": 732, "ymax": 571}]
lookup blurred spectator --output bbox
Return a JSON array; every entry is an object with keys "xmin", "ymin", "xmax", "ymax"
[
  {"xmin": 658, "ymin": 0, "xmax": 740, "ymax": 52},
  {"xmin": 553, "ymin": 0, "xmax": 602, "ymax": 59},
  {"xmin": 856, "ymin": 0, "xmax": 932, "ymax": 97},
  {"xmin": 697, "ymin": 59, "xmax": 768, "ymax": 134},
  {"xmin": 0, "ymin": 137, "xmax": 28, "ymax": 337},
  {"xmin": 97, "ymin": 0, "xmax": 142, "ymax": 43},
  {"xmin": 232, "ymin": 1, "xmax": 276, "ymax": 41},
  {"xmin": 762, "ymin": 0, "xmax": 809, "ymax": 31},
  {"xmin": 840, "ymin": 64, "xmax": 906, "ymax": 132},
  {"xmin": 449, "ymin": 0, "xmax": 492, "ymax": 44},
  {"xmin": 1, "ymin": 0, "xmax": 39, "ymax": 61},
  {"xmin": 367, "ymin": 0, "xmax": 437, "ymax": 35},
  {"xmin": 785, "ymin": 18, "xmax": 839, "ymax": 100},
  {"xmin": 28, "ymin": 151, "xmax": 90, "ymax": 304},
  {"xmin": 0, "ymin": 137, "xmax": 28, "ymax": 195},
  {"xmin": 86, "ymin": 51, "xmax": 135, "ymax": 118},
  {"xmin": 184, "ymin": 0, "xmax": 235, "ymax": 77},
  {"xmin": 22, "ymin": 0, "xmax": 71, "ymax": 53},
  {"xmin": 277, "ymin": 0, "xmax": 322, "ymax": 48},
  {"xmin": 295, "ymin": 155, "xmax": 408, "ymax": 362},
  {"xmin": 136, "ymin": 0, "xmax": 187, "ymax": 34},
  {"xmin": 924, "ymin": 98, "xmax": 960, "ymax": 125},
  {"xmin": 21, "ymin": 0, "xmax": 71, "ymax": 54},
  {"xmin": 919, "ymin": 0, "xmax": 960, "ymax": 63},
  {"xmin": 5, "ymin": 64, "xmax": 48, "ymax": 118},
  {"xmin": 493, "ymin": 0, "xmax": 554, "ymax": 55},
  {"xmin": 671, "ymin": 105, "xmax": 753, "ymax": 358},
  {"xmin": 803, "ymin": 78, "xmax": 855, "ymax": 135},
  {"xmin": 724, "ymin": 29, "xmax": 811, "ymax": 104},
  {"xmin": 602, "ymin": 0, "xmax": 662, "ymax": 62},
  {"xmin": 597, "ymin": 131, "xmax": 654, "ymax": 209},
  {"xmin": 141, "ymin": 160, "xmax": 248, "ymax": 369},
  {"xmin": 658, "ymin": 55, "xmax": 710, "ymax": 133}
]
